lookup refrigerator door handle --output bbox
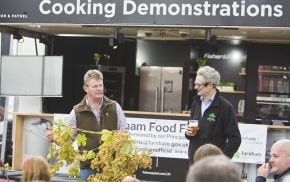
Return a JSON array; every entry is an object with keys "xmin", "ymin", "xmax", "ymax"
[
  {"xmin": 155, "ymin": 86, "xmax": 159, "ymax": 112},
  {"xmin": 160, "ymin": 86, "xmax": 165, "ymax": 112}
]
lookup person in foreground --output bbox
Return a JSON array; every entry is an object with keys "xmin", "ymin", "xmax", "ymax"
[
  {"xmin": 122, "ymin": 176, "xmax": 140, "ymax": 182},
  {"xmin": 193, "ymin": 143, "xmax": 223, "ymax": 163},
  {"xmin": 185, "ymin": 66, "xmax": 241, "ymax": 163},
  {"xmin": 186, "ymin": 155, "xmax": 241, "ymax": 182},
  {"xmin": 22, "ymin": 155, "xmax": 51, "ymax": 182},
  {"xmin": 46, "ymin": 69, "xmax": 127, "ymax": 181},
  {"xmin": 256, "ymin": 139, "xmax": 290, "ymax": 182}
]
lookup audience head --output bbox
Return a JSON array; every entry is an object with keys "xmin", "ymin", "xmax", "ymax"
[
  {"xmin": 269, "ymin": 139, "xmax": 290, "ymax": 175},
  {"xmin": 193, "ymin": 144, "xmax": 223, "ymax": 163},
  {"xmin": 186, "ymin": 155, "xmax": 241, "ymax": 182},
  {"xmin": 122, "ymin": 176, "xmax": 140, "ymax": 182},
  {"xmin": 22, "ymin": 155, "xmax": 51, "ymax": 182}
]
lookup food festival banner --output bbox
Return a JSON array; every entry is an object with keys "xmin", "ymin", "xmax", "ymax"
[
  {"xmin": 232, "ymin": 123, "xmax": 268, "ymax": 164},
  {"xmin": 127, "ymin": 117, "xmax": 188, "ymax": 159},
  {"xmin": 127, "ymin": 117, "xmax": 268, "ymax": 164}
]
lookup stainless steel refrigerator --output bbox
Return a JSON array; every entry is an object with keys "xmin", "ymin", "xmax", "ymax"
[{"xmin": 139, "ymin": 66, "xmax": 183, "ymax": 112}]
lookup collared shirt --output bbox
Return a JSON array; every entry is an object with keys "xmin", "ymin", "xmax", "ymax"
[
  {"xmin": 256, "ymin": 168, "xmax": 290, "ymax": 182},
  {"xmin": 200, "ymin": 92, "xmax": 216, "ymax": 117},
  {"xmin": 68, "ymin": 97, "xmax": 127, "ymax": 130}
]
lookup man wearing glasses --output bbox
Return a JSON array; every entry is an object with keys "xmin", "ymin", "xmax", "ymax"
[{"xmin": 185, "ymin": 66, "xmax": 241, "ymax": 163}]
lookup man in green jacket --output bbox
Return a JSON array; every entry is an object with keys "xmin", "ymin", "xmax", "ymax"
[{"xmin": 185, "ymin": 66, "xmax": 241, "ymax": 163}]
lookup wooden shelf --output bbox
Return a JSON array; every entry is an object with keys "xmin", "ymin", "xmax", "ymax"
[
  {"xmin": 256, "ymin": 96, "xmax": 290, "ymax": 103},
  {"xmin": 258, "ymin": 70, "xmax": 290, "ymax": 75},
  {"xmin": 267, "ymin": 125, "xmax": 290, "ymax": 129},
  {"xmin": 220, "ymin": 90, "xmax": 245, "ymax": 94},
  {"xmin": 124, "ymin": 110, "xmax": 189, "ymax": 117}
]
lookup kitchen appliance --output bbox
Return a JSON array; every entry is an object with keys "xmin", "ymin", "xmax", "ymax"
[
  {"xmin": 139, "ymin": 66, "xmax": 183, "ymax": 112},
  {"xmin": 256, "ymin": 65, "xmax": 290, "ymax": 125}
]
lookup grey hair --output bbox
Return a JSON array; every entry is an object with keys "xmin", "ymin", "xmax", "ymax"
[
  {"xmin": 186, "ymin": 155, "xmax": 241, "ymax": 182},
  {"xmin": 83, "ymin": 69, "xmax": 103, "ymax": 84},
  {"xmin": 197, "ymin": 66, "xmax": 220, "ymax": 85}
]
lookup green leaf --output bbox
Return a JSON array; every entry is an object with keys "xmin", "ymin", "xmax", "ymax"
[
  {"xmin": 101, "ymin": 130, "xmax": 113, "ymax": 141},
  {"xmin": 76, "ymin": 134, "xmax": 87, "ymax": 146},
  {"xmin": 87, "ymin": 150, "xmax": 96, "ymax": 159}
]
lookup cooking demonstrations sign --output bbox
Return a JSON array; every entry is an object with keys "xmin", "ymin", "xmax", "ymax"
[{"xmin": 0, "ymin": 0, "xmax": 290, "ymax": 27}]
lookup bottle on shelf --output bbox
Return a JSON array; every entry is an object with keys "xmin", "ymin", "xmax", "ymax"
[
  {"xmin": 269, "ymin": 78, "xmax": 275, "ymax": 97},
  {"xmin": 277, "ymin": 79, "xmax": 283, "ymax": 98},
  {"xmin": 269, "ymin": 79, "xmax": 274, "ymax": 92},
  {"xmin": 283, "ymin": 80, "xmax": 289, "ymax": 98}
]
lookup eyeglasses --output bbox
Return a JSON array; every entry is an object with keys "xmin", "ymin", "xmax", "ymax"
[
  {"xmin": 194, "ymin": 83, "xmax": 205, "ymax": 88},
  {"xmin": 194, "ymin": 82, "xmax": 210, "ymax": 89}
]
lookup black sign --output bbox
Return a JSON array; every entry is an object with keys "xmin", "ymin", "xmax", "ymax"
[
  {"xmin": 0, "ymin": 0, "xmax": 290, "ymax": 27},
  {"xmin": 136, "ymin": 157, "xmax": 188, "ymax": 182}
]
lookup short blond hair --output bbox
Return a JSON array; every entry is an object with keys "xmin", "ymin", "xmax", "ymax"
[
  {"xmin": 22, "ymin": 155, "xmax": 51, "ymax": 182},
  {"xmin": 84, "ymin": 69, "xmax": 103, "ymax": 85},
  {"xmin": 193, "ymin": 144, "xmax": 223, "ymax": 163}
]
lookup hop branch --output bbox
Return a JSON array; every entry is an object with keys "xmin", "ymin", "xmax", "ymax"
[{"xmin": 47, "ymin": 120, "xmax": 152, "ymax": 182}]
